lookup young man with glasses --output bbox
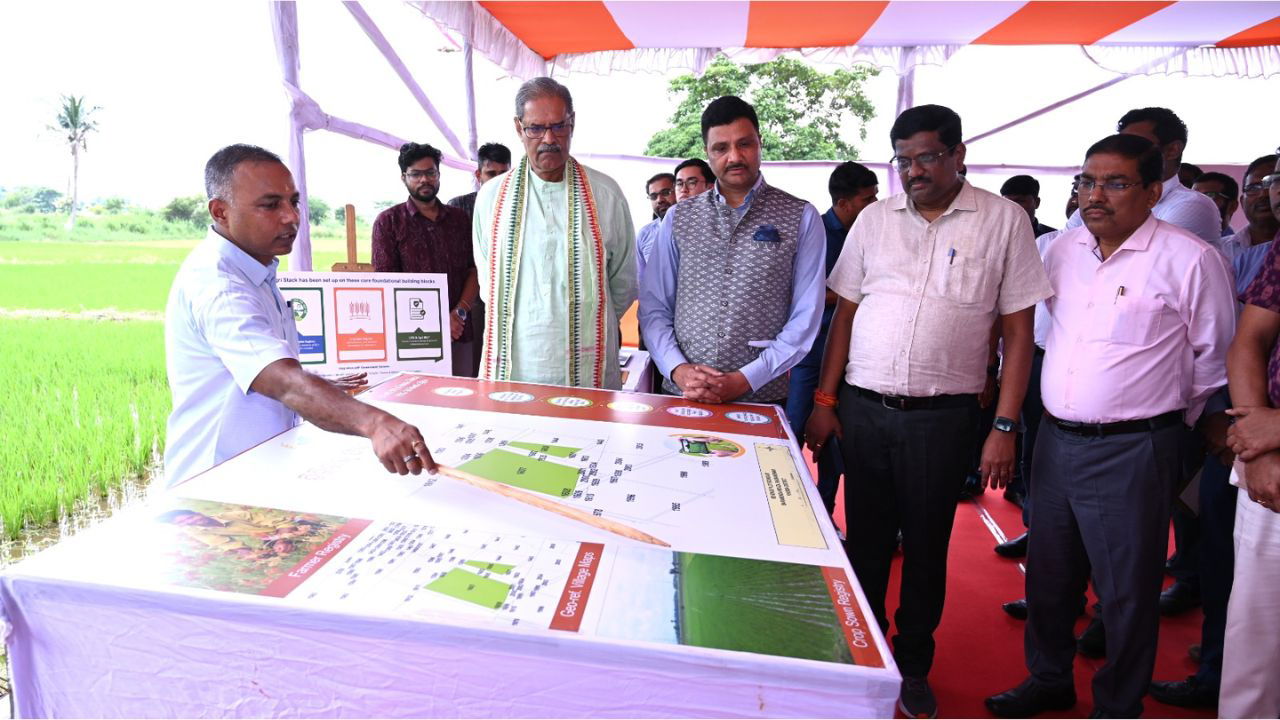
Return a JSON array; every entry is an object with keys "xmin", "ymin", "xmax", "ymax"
[
  {"xmin": 987, "ymin": 134, "xmax": 1234, "ymax": 719},
  {"xmin": 471, "ymin": 77, "xmax": 636, "ymax": 389},
  {"xmin": 372, "ymin": 142, "xmax": 480, "ymax": 377},
  {"xmin": 1192, "ymin": 171, "xmax": 1240, "ymax": 241},
  {"xmin": 806, "ymin": 104, "xmax": 1050, "ymax": 718},
  {"xmin": 635, "ymin": 172, "xmax": 676, "ymax": 287},
  {"xmin": 673, "ymin": 157, "xmax": 715, "ymax": 203}
]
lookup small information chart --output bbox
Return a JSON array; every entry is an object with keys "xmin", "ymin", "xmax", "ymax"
[{"xmin": 277, "ymin": 271, "xmax": 451, "ymax": 382}]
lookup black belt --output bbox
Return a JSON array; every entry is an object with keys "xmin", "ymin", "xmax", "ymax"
[
  {"xmin": 853, "ymin": 386, "xmax": 977, "ymax": 411},
  {"xmin": 1046, "ymin": 410, "xmax": 1183, "ymax": 437}
]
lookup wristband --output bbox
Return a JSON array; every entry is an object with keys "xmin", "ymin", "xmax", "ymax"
[{"xmin": 813, "ymin": 389, "xmax": 838, "ymax": 408}]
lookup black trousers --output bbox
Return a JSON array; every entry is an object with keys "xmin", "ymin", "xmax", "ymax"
[
  {"xmin": 837, "ymin": 383, "xmax": 978, "ymax": 677},
  {"xmin": 1025, "ymin": 421, "xmax": 1180, "ymax": 717},
  {"xmin": 1193, "ymin": 451, "xmax": 1237, "ymax": 688},
  {"xmin": 1018, "ymin": 348, "xmax": 1046, "ymax": 527}
]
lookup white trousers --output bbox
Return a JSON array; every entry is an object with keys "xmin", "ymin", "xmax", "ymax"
[{"xmin": 1220, "ymin": 487, "xmax": 1280, "ymax": 718}]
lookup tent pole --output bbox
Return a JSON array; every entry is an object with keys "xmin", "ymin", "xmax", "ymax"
[
  {"xmin": 889, "ymin": 47, "xmax": 917, "ymax": 196},
  {"xmin": 270, "ymin": 1, "xmax": 312, "ymax": 270},
  {"xmin": 464, "ymin": 34, "xmax": 480, "ymax": 188},
  {"xmin": 965, "ymin": 47, "xmax": 1189, "ymax": 146}
]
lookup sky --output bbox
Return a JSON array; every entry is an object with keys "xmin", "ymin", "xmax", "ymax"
[{"xmin": 3, "ymin": 2, "xmax": 1277, "ymax": 232}]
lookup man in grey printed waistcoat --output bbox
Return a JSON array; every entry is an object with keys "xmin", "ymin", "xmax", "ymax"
[{"xmin": 637, "ymin": 95, "xmax": 825, "ymax": 405}]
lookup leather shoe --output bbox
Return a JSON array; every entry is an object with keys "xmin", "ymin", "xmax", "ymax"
[
  {"xmin": 1077, "ymin": 616, "xmax": 1105, "ymax": 658},
  {"xmin": 1150, "ymin": 675, "xmax": 1217, "ymax": 708},
  {"xmin": 1159, "ymin": 582, "xmax": 1201, "ymax": 616},
  {"xmin": 985, "ymin": 678, "xmax": 1076, "ymax": 718},
  {"xmin": 995, "ymin": 532, "xmax": 1029, "ymax": 558},
  {"xmin": 1002, "ymin": 598, "xmax": 1028, "ymax": 620},
  {"xmin": 1003, "ymin": 487, "xmax": 1026, "ymax": 508}
]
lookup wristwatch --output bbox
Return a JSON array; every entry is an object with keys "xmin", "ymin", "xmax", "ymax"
[
  {"xmin": 454, "ymin": 306, "xmax": 469, "ymax": 322},
  {"xmin": 993, "ymin": 416, "xmax": 1024, "ymax": 433}
]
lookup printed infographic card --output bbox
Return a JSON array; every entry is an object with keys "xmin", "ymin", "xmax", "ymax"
[{"xmin": 276, "ymin": 272, "xmax": 450, "ymax": 380}]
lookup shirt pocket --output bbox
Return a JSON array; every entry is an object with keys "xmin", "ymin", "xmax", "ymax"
[
  {"xmin": 930, "ymin": 255, "xmax": 990, "ymax": 306},
  {"xmin": 1108, "ymin": 295, "xmax": 1164, "ymax": 346}
]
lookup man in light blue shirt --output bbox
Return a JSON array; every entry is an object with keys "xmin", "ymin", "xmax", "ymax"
[
  {"xmin": 639, "ymin": 96, "xmax": 825, "ymax": 405},
  {"xmin": 634, "ymin": 171, "xmax": 675, "ymax": 287},
  {"xmin": 165, "ymin": 144, "xmax": 437, "ymax": 486}
]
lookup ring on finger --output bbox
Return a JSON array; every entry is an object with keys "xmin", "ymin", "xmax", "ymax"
[{"xmin": 403, "ymin": 453, "xmax": 418, "ymax": 464}]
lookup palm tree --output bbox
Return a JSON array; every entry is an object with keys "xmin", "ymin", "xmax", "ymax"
[{"xmin": 51, "ymin": 95, "xmax": 100, "ymax": 231}]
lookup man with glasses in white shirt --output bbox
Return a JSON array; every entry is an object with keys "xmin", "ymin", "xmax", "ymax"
[
  {"xmin": 673, "ymin": 157, "xmax": 715, "ymax": 204},
  {"xmin": 635, "ymin": 172, "xmax": 675, "ymax": 287},
  {"xmin": 471, "ymin": 77, "xmax": 636, "ymax": 389},
  {"xmin": 807, "ymin": 104, "xmax": 1050, "ymax": 718}
]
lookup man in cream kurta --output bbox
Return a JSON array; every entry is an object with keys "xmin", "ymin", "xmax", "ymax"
[{"xmin": 472, "ymin": 77, "xmax": 636, "ymax": 390}]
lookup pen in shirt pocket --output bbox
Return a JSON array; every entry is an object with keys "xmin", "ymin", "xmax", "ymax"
[
  {"xmin": 948, "ymin": 248, "xmax": 956, "ymax": 265},
  {"xmin": 1114, "ymin": 285, "xmax": 1125, "ymax": 304}
]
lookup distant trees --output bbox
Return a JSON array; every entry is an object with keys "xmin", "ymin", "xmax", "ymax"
[
  {"xmin": 50, "ymin": 95, "xmax": 101, "ymax": 230},
  {"xmin": 645, "ymin": 56, "xmax": 878, "ymax": 161},
  {"xmin": 2, "ymin": 186, "xmax": 63, "ymax": 214},
  {"xmin": 307, "ymin": 197, "xmax": 330, "ymax": 225},
  {"xmin": 162, "ymin": 196, "xmax": 207, "ymax": 226}
]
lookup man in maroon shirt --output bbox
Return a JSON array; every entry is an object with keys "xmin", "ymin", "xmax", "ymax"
[{"xmin": 372, "ymin": 142, "xmax": 480, "ymax": 376}]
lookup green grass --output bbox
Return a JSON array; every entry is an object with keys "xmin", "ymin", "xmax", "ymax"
[
  {"xmin": 0, "ymin": 317, "xmax": 169, "ymax": 540},
  {"xmin": 676, "ymin": 552, "xmax": 853, "ymax": 664}
]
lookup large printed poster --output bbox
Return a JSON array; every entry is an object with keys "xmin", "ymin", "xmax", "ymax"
[
  {"xmin": 277, "ymin": 272, "xmax": 450, "ymax": 380},
  {"xmin": 91, "ymin": 496, "xmax": 880, "ymax": 669}
]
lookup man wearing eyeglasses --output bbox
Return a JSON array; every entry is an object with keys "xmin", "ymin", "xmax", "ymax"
[
  {"xmin": 635, "ymin": 172, "xmax": 676, "ymax": 286},
  {"xmin": 372, "ymin": 142, "xmax": 480, "ymax": 377},
  {"xmin": 471, "ymin": 77, "xmax": 635, "ymax": 389},
  {"xmin": 805, "ymin": 103, "xmax": 1049, "ymax": 719},
  {"xmin": 987, "ymin": 134, "xmax": 1234, "ymax": 719},
  {"xmin": 1192, "ymin": 171, "xmax": 1240, "ymax": 240},
  {"xmin": 673, "ymin": 158, "xmax": 715, "ymax": 203}
]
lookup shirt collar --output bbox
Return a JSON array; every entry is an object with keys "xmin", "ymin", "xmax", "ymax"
[
  {"xmin": 1158, "ymin": 174, "xmax": 1186, "ymax": 205},
  {"xmin": 1074, "ymin": 213, "xmax": 1158, "ymax": 253},
  {"xmin": 889, "ymin": 178, "xmax": 977, "ymax": 217},
  {"xmin": 208, "ymin": 226, "xmax": 277, "ymax": 286},
  {"xmin": 822, "ymin": 207, "xmax": 847, "ymax": 233},
  {"xmin": 711, "ymin": 172, "xmax": 766, "ymax": 209}
]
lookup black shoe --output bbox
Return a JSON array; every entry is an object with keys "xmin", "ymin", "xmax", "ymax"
[
  {"xmin": 1002, "ymin": 598, "xmax": 1029, "ymax": 620},
  {"xmin": 959, "ymin": 473, "xmax": 984, "ymax": 499},
  {"xmin": 1159, "ymin": 582, "xmax": 1201, "ymax": 616},
  {"xmin": 1150, "ymin": 675, "xmax": 1217, "ymax": 708},
  {"xmin": 995, "ymin": 532, "xmax": 1029, "ymax": 558},
  {"xmin": 1077, "ymin": 616, "xmax": 1106, "ymax": 658},
  {"xmin": 897, "ymin": 676, "xmax": 938, "ymax": 719},
  {"xmin": 985, "ymin": 678, "xmax": 1076, "ymax": 718},
  {"xmin": 1003, "ymin": 487, "xmax": 1026, "ymax": 508},
  {"xmin": 1188, "ymin": 643, "xmax": 1202, "ymax": 664}
]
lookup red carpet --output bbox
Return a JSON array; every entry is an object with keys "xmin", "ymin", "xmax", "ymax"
[{"xmin": 821, "ymin": 466, "xmax": 1214, "ymax": 719}]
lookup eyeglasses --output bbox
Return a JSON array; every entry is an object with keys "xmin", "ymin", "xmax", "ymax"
[
  {"xmin": 674, "ymin": 178, "xmax": 704, "ymax": 189},
  {"xmin": 647, "ymin": 188, "xmax": 674, "ymax": 201},
  {"xmin": 1252, "ymin": 173, "xmax": 1280, "ymax": 192},
  {"xmin": 890, "ymin": 146, "xmax": 956, "ymax": 172},
  {"xmin": 404, "ymin": 169, "xmax": 439, "ymax": 180},
  {"xmin": 1077, "ymin": 178, "xmax": 1142, "ymax": 195},
  {"xmin": 1200, "ymin": 191, "xmax": 1232, "ymax": 201},
  {"xmin": 521, "ymin": 120, "xmax": 573, "ymax": 139}
]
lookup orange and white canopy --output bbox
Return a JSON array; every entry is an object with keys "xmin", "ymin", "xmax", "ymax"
[{"xmin": 414, "ymin": 1, "xmax": 1280, "ymax": 78}]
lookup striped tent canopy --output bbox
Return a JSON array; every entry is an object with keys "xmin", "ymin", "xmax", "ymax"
[{"xmin": 414, "ymin": 1, "xmax": 1280, "ymax": 78}]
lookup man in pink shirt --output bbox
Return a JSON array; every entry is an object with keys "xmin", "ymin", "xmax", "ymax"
[{"xmin": 987, "ymin": 134, "xmax": 1235, "ymax": 718}]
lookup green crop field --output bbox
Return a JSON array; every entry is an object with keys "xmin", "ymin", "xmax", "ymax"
[
  {"xmin": 0, "ymin": 212, "xmax": 371, "ymax": 543},
  {"xmin": 676, "ymin": 552, "xmax": 853, "ymax": 664},
  {"xmin": 0, "ymin": 317, "xmax": 169, "ymax": 539}
]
